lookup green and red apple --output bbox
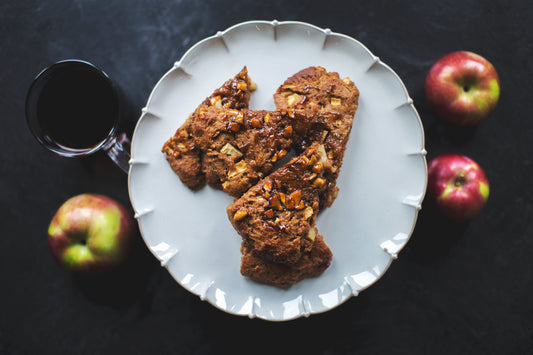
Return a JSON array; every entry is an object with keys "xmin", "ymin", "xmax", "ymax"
[
  {"xmin": 427, "ymin": 154, "xmax": 490, "ymax": 222},
  {"xmin": 425, "ymin": 51, "xmax": 500, "ymax": 125},
  {"xmin": 47, "ymin": 194, "xmax": 135, "ymax": 273}
]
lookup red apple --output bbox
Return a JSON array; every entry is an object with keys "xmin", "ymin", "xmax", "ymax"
[
  {"xmin": 427, "ymin": 154, "xmax": 490, "ymax": 222},
  {"xmin": 47, "ymin": 194, "xmax": 135, "ymax": 273},
  {"xmin": 425, "ymin": 51, "xmax": 500, "ymax": 125}
]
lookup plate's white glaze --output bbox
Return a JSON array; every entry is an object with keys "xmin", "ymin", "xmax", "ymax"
[{"xmin": 128, "ymin": 20, "xmax": 427, "ymax": 321}]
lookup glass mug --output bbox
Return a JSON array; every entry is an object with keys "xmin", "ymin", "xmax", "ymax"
[{"xmin": 25, "ymin": 59, "xmax": 130, "ymax": 173}]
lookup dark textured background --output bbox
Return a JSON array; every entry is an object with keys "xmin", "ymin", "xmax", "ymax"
[{"xmin": 2, "ymin": 1, "xmax": 532, "ymax": 354}]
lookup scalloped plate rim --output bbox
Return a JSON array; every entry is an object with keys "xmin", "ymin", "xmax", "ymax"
[{"xmin": 128, "ymin": 20, "xmax": 427, "ymax": 321}]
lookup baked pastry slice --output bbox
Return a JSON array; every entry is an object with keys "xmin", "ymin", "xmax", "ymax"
[
  {"xmin": 162, "ymin": 67, "xmax": 255, "ymax": 189},
  {"xmin": 274, "ymin": 66, "xmax": 360, "ymax": 208},
  {"xmin": 227, "ymin": 142, "xmax": 332, "ymax": 265},
  {"xmin": 240, "ymin": 234, "xmax": 332, "ymax": 288}
]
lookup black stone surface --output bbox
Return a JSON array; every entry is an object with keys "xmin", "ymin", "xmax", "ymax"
[{"xmin": 2, "ymin": 1, "xmax": 532, "ymax": 354}]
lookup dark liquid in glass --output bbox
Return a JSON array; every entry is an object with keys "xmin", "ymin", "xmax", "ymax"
[{"xmin": 36, "ymin": 65, "xmax": 118, "ymax": 149}]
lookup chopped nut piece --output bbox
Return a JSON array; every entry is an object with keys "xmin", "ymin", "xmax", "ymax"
[
  {"xmin": 342, "ymin": 77, "xmax": 351, "ymax": 85},
  {"xmin": 289, "ymin": 157, "xmax": 299, "ymax": 164},
  {"xmin": 237, "ymin": 81, "xmax": 247, "ymax": 91},
  {"xmin": 313, "ymin": 178, "xmax": 326, "ymax": 188},
  {"xmin": 277, "ymin": 149, "xmax": 288, "ymax": 159},
  {"xmin": 229, "ymin": 122, "xmax": 240, "ymax": 132},
  {"xmin": 330, "ymin": 166, "xmax": 338, "ymax": 173},
  {"xmin": 265, "ymin": 209, "xmax": 274, "ymax": 219},
  {"xmin": 288, "ymin": 110, "xmax": 295, "ymax": 118},
  {"xmin": 287, "ymin": 93, "xmax": 300, "ymax": 106},
  {"xmin": 264, "ymin": 191, "xmax": 271, "ymax": 198},
  {"xmin": 331, "ymin": 97, "xmax": 342, "ymax": 106},
  {"xmin": 264, "ymin": 114, "xmax": 271, "ymax": 123},
  {"xmin": 279, "ymin": 192, "xmax": 286, "ymax": 206},
  {"xmin": 308, "ymin": 154, "xmax": 318, "ymax": 166},
  {"xmin": 282, "ymin": 84, "xmax": 296, "ymax": 89},
  {"xmin": 312, "ymin": 162, "xmax": 322, "ymax": 174},
  {"xmin": 251, "ymin": 118, "xmax": 262, "ymax": 128},
  {"xmin": 249, "ymin": 81, "xmax": 257, "ymax": 91},
  {"xmin": 312, "ymin": 201, "xmax": 319, "ymax": 210},
  {"xmin": 177, "ymin": 143, "xmax": 187, "ymax": 150},
  {"xmin": 269, "ymin": 195, "xmax": 283, "ymax": 211},
  {"xmin": 263, "ymin": 180, "xmax": 273, "ymax": 191},
  {"xmin": 289, "ymin": 190, "xmax": 302, "ymax": 206},
  {"xmin": 309, "ymin": 172, "xmax": 318, "ymax": 181},
  {"xmin": 306, "ymin": 228, "xmax": 316, "ymax": 242},
  {"xmin": 283, "ymin": 126, "xmax": 293, "ymax": 137},
  {"xmin": 271, "ymin": 153, "xmax": 278, "ymax": 162},
  {"xmin": 234, "ymin": 114, "xmax": 244, "ymax": 124},
  {"xmin": 234, "ymin": 210, "xmax": 248, "ymax": 221},
  {"xmin": 227, "ymin": 160, "xmax": 247, "ymax": 178},
  {"xmin": 285, "ymin": 197, "xmax": 295, "ymax": 210},
  {"xmin": 303, "ymin": 206, "xmax": 314, "ymax": 220},
  {"xmin": 321, "ymin": 130, "xmax": 329, "ymax": 141},
  {"xmin": 274, "ymin": 180, "xmax": 282, "ymax": 188},
  {"xmin": 209, "ymin": 96, "xmax": 222, "ymax": 108},
  {"xmin": 220, "ymin": 143, "xmax": 243, "ymax": 159},
  {"xmin": 295, "ymin": 201, "xmax": 305, "ymax": 210}
]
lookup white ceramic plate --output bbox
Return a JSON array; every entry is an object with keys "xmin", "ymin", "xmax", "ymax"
[{"xmin": 128, "ymin": 20, "xmax": 427, "ymax": 321}]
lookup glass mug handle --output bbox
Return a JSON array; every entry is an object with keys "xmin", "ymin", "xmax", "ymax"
[{"xmin": 103, "ymin": 132, "xmax": 131, "ymax": 174}]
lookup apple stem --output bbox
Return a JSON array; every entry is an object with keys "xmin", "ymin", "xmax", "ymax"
[
  {"xmin": 454, "ymin": 173, "xmax": 466, "ymax": 187},
  {"xmin": 463, "ymin": 85, "xmax": 470, "ymax": 92}
]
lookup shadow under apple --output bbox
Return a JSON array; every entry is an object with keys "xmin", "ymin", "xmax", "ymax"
[
  {"xmin": 71, "ymin": 232, "xmax": 156, "ymax": 309},
  {"xmin": 406, "ymin": 197, "xmax": 469, "ymax": 264}
]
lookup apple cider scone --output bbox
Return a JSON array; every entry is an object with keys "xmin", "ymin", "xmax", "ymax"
[
  {"xmin": 162, "ymin": 67, "xmax": 255, "ymax": 189},
  {"xmin": 227, "ymin": 142, "xmax": 333, "ymax": 265},
  {"xmin": 274, "ymin": 66, "xmax": 359, "ymax": 208}
]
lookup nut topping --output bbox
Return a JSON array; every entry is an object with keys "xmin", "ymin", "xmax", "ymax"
[
  {"xmin": 229, "ymin": 122, "xmax": 240, "ymax": 132},
  {"xmin": 313, "ymin": 178, "xmax": 326, "ymax": 188},
  {"xmin": 269, "ymin": 195, "xmax": 283, "ymax": 211},
  {"xmin": 251, "ymin": 118, "xmax": 262, "ymax": 128},
  {"xmin": 283, "ymin": 126, "xmax": 293, "ymax": 138},
  {"xmin": 236, "ymin": 81, "xmax": 247, "ymax": 91},
  {"xmin": 234, "ymin": 114, "xmax": 244, "ymax": 125},
  {"xmin": 312, "ymin": 162, "xmax": 322, "ymax": 174},
  {"xmin": 265, "ymin": 209, "xmax": 274, "ymax": 219},
  {"xmin": 289, "ymin": 190, "xmax": 302, "ymax": 206},
  {"xmin": 263, "ymin": 180, "xmax": 273, "ymax": 191},
  {"xmin": 233, "ymin": 210, "xmax": 248, "ymax": 221},
  {"xmin": 279, "ymin": 192, "xmax": 286, "ymax": 206}
]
